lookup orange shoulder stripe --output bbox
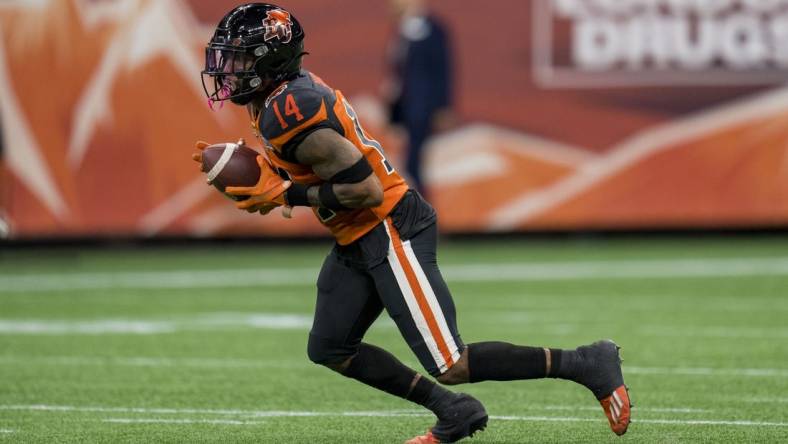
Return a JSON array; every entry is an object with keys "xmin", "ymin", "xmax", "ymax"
[{"xmin": 268, "ymin": 99, "xmax": 328, "ymax": 148}]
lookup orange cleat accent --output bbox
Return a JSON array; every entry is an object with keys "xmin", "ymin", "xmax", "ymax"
[
  {"xmin": 405, "ymin": 430, "xmax": 440, "ymax": 444},
  {"xmin": 600, "ymin": 385, "xmax": 631, "ymax": 436}
]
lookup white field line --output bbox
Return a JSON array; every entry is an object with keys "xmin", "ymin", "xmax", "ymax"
[
  {"xmin": 626, "ymin": 366, "xmax": 788, "ymax": 378},
  {"xmin": 0, "ymin": 404, "xmax": 709, "ymax": 416},
  {"xmin": 538, "ymin": 406, "xmax": 710, "ymax": 413},
  {"xmin": 0, "ymin": 320, "xmax": 176, "ymax": 335},
  {"xmin": 2, "ymin": 257, "xmax": 788, "ymax": 293},
  {"xmin": 639, "ymin": 325, "xmax": 788, "ymax": 339},
  {"xmin": 0, "ymin": 404, "xmax": 430, "ymax": 418},
  {"xmin": 1, "ymin": 405, "xmax": 785, "ymax": 428},
  {"xmin": 103, "ymin": 418, "xmax": 263, "ymax": 425},
  {"xmin": 0, "ymin": 429, "xmax": 14, "ymax": 433},
  {"xmin": 492, "ymin": 416, "xmax": 788, "ymax": 427},
  {"xmin": 3, "ymin": 316, "xmax": 787, "ymax": 338},
  {"xmin": 0, "ymin": 355, "xmax": 306, "ymax": 369},
  {"xmin": 745, "ymin": 397, "xmax": 788, "ymax": 404},
  {"xmin": 0, "ymin": 313, "xmax": 315, "ymax": 335},
  {"xmin": 2, "ymin": 313, "xmax": 786, "ymax": 338},
  {"xmin": 98, "ymin": 416, "xmax": 788, "ymax": 428},
  {"xmin": 2, "ymin": 356, "xmax": 786, "ymax": 379},
  {"xmin": 442, "ymin": 258, "xmax": 788, "ymax": 281}
]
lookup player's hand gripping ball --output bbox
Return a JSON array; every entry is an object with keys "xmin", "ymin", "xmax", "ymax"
[{"xmin": 193, "ymin": 140, "xmax": 291, "ymax": 214}]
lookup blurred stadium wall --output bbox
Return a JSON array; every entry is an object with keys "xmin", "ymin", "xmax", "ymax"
[{"xmin": 0, "ymin": 0, "xmax": 786, "ymax": 239}]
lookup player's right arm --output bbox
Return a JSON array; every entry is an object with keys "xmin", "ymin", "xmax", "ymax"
[
  {"xmin": 259, "ymin": 85, "xmax": 382, "ymax": 212},
  {"xmin": 290, "ymin": 128, "xmax": 383, "ymax": 209}
]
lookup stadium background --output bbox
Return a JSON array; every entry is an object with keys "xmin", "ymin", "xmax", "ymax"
[
  {"xmin": 2, "ymin": 0, "xmax": 786, "ymax": 239},
  {"xmin": 1, "ymin": 1, "xmax": 787, "ymax": 443}
]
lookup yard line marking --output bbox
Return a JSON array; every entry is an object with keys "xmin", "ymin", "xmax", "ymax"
[
  {"xmin": 7, "ymin": 316, "xmax": 788, "ymax": 338},
  {"xmin": 0, "ymin": 320, "xmax": 175, "ymax": 335},
  {"xmin": 638, "ymin": 407, "xmax": 708, "ymax": 413},
  {"xmin": 2, "ymin": 356, "xmax": 785, "ymax": 379},
  {"xmin": 0, "ymin": 269, "xmax": 314, "ymax": 292},
  {"xmin": 745, "ymin": 397, "xmax": 788, "ymax": 404},
  {"xmin": 0, "ymin": 403, "xmax": 712, "ymax": 415},
  {"xmin": 0, "ymin": 405, "xmax": 431, "ymax": 418},
  {"xmin": 3, "ymin": 256, "xmax": 788, "ymax": 292},
  {"xmin": 491, "ymin": 416, "xmax": 788, "ymax": 427},
  {"xmin": 635, "ymin": 419, "xmax": 788, "ymax": 427},
  {"xmin": 626, "ymin": 366, "xmax": 788, "ymax": 378},
  {"xmin": 0, "ymin": 355, "xmax": 307, "ymax": 369},
  {"xmin": 443, "ymin": 258, "xmax": 788, "ymax": 281},
  {"xmin": 0, "ymin": 313, "xmax": 314, "ymax": 335},
  {"xmin": 104, "ymin": 418, "xmax": 263, "ymax": 425},
  {"xmin": 537, "ymin": 406, "xmax": 710, "ymax": 413},
  {"xmin": 103, "ymin": 415, "xmax": 788, "ymax": 428},
  {"xmin": 1, "ymin": 405, "xmax": 785, "ymax": 428},
  {"xmin": 639, "ymin": 326, "xmax": 788, "ymax": 339},
  {"xmin": 0, "ymin": 429, "xmax": 14, "ymax": 433}
]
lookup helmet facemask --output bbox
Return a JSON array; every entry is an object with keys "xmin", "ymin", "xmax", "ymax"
[{"xmin": 202, "ymin": 41, "xmax": 271, "ymax": 107}]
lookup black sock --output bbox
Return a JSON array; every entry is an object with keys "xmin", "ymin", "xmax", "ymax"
[
  {"xmin": 342, "ymin": 343, "xmax": 455, "ymax": 414},
  {"xmin": 550, "ymin": 348, "xmax": 581, "ymax": 380},
  {"xmin": 408, "ymin": 373, "xmax": 457, "ymax": 414},
  {"xmin": 467, "ymin": 342, "xmax": 545, "ymax": 382},
  {"xmin": 467, "ymin": 342, "xmax": 580, "ymax": 382}
]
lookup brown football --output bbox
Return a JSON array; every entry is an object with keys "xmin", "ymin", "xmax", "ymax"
[{"xmin": 200, "ymin": 143, "xmax": 261, "ymax": 201}]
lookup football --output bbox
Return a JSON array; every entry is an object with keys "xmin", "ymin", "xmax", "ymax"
[{"xmin": 200, "ymin": 142, "xmax": 261, "ymax": 201}]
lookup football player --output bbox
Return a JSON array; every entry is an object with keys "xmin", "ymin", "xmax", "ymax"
[{"xmin": 193, "ymin": 3, "xmax": 630, "ymax": 443}]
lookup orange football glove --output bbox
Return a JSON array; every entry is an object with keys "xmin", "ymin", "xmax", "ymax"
[
  {"xmin": 192, "ymin": 140, "xmax": 210, "ymax": 165},
  {"xmin": 225, "ymin": 155, "xmax": 292, "ymax": 213},
  {"xmin": 255, "ymin": 202, "xmax": 282, "ymax": 216}
]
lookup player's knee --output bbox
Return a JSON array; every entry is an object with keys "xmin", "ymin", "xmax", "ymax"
[
  {"xmin": 307, "ymin": 334, "xmax": 355, "ymax": 372},
  {"xmin": 324, "ymin": 356, "xmax": 354, "ymax": 373},
  {"xmin": 436, "ymin": 369, "xmax": 464, "ymax": 385},
  {"xmin": 306, "ymin": 335, "xmax": 333, "ymax": 365},
  {"xmin": 436, "ymin": 349, "xmax": 470, "ymax": 385},
  {"xmin": 436, "ymin": 363, "xmax": 469, "ymax": 385}
]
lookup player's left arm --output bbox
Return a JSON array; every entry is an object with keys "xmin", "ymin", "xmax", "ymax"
[{"xmin": 284, "ymin": 128, "xmax": 383, "ymax": 210}]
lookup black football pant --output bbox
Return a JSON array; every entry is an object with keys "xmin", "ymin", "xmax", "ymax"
[{"xmin": 307, "ymin": 220, "xmax": 464, "ymax": 376}]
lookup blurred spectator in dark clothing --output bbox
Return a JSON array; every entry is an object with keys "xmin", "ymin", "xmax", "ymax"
[
  {"xmin": 385, "ymin": 0, "xmax": 455, "ymax": 196},
  {"xmin": 0, "ymin": 114, "xmax": 8, "ymax": 239}
]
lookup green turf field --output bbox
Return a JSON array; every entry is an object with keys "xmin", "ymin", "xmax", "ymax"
[{"xmin": 1, "ymin": 236, "xmax": 787, "ymax": 443}]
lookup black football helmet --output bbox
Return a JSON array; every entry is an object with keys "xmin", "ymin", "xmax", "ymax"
[{"xmin": 202, "ymin": 3, "xmax": 306, "ymax": 106}]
